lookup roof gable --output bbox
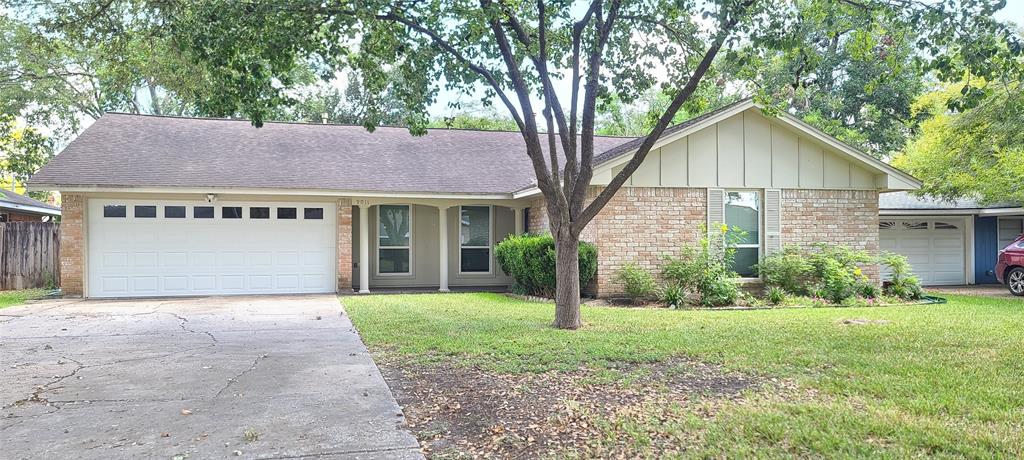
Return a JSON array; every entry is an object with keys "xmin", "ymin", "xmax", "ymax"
[{"xmin": 590, "ymin": 100, "xmax": 920, "ymax": 192}]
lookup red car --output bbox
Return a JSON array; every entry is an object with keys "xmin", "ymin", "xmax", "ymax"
[{"xmin": 996, "ymin": 233, "xmax": 1024, "ymax": 295}]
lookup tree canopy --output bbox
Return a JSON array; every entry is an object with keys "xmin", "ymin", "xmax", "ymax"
[{"xmin": 893, "ymin": 80, "xmax": 1024, "ymax": 205}]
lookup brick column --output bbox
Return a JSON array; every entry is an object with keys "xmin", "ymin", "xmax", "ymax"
[
  {"xmin": 336, "ymin": 199, "xmax": 353, "ymax": 292},
  {"xmin": 59, "ymin": 193, "xmax": 85, "ymax": 296}
]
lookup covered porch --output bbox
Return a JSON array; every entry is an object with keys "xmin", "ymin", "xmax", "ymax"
[{"xmin": 347, "ymin": 197, "xmax": 537, "ymax": 293}]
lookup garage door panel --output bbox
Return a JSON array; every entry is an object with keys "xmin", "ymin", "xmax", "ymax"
[
  {"xmin": 88, "ymin": 199, "xmax": 336, "ymax": 297},
  {"xmin": 192, "ymin": 276, "xmax": 217, "ymax": 291},
  {"xmin": 164, "ymin": 276, "xmax": 189, "ymax": 291},
  {"xmin": 932, "ymin": 238, "xmax": 962, "ymax": 249},
  {"xmin": 135, "ymin": 252, "xmax": 158, "ymax": 268},
  {"xmin": 879, "ymin": 218, "xmax": 965, "ymax": 286}
]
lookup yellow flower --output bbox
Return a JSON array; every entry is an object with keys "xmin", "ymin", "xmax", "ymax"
[
  {"xmin": 853, "ymin": 267, "xmax": 863, "ymax": 276},
  {"xmin": 719, "ymin": 223, "xmax": 729, "ymax": 234}
]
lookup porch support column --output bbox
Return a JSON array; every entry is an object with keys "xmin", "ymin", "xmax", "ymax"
[
  {"xmin": 359, "ymin": 204, "xmax": 370, "ymax": 293},
  {"xmin": 438, "ymin": 206, "xmax": 450, "ymax": 292},
  {"xmin": 513, "ymin": 207, "xmax": 525, "ymax": 234}
]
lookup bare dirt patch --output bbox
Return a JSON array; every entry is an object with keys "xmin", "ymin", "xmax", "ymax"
[{"xmin": 376, "ymin": 356, "xmax": 775, "ymax": 458}]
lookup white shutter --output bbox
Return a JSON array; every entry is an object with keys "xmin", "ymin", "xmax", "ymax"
[
  {"xmin": 765, "ymin": 189, "xmax": 782, "ymax": 254},
  {"xmin": 707, "ymin": 188, "xmax": 725, "ymax": 235}
]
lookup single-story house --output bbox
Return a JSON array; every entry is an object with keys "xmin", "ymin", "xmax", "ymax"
[
  {"xmin": 0, "ymin": 189, "xmax": 61, "ymax": 222},
  {"xmin": 28, "ymin": 99, "xmax": 920, "ymax": 298},
  {"xmin": 880, "ymin": 192, "xmax": 1024, "ymax": 286}
]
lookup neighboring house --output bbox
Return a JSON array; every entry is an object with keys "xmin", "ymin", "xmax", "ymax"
[
  {"xmin": 0, "ymin": 189, "xmax": 61, "ymax": 222},
  {"xmin": 28, "ymin": 99, "xmax": 919, "ymax": 298},
  {"xmin": 880, "ymin": 192, "xmax": 1024, "ymax": 286}
]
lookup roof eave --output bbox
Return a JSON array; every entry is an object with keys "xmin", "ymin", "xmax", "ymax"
[{"xmin": 0, "ymin": 202, "xmax": 62, "ymax": 216}]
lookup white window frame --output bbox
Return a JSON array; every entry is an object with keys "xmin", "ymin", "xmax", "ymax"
[
  {"xmin": 725, "ymin": 190, "xmax": 762, "ymax": 279},
  {"xmin": 458, "ymin": 205, "xmax": 493, "ymax": 275},
  {"xmin": 376, "ymin": 204, "xmax": 413, "ymax": 276}
]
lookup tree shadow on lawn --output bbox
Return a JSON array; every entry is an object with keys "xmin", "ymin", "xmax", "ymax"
[{"xmin": 376, "ymin": 354, "xmax": 786, "ymax": 458}]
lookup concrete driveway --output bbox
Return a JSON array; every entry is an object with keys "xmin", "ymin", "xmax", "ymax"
[{"xmin": 0, "ymin": 295, "xmax": 420, "ymax": 459}]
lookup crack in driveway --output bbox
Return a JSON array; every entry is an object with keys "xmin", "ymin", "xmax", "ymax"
[{"xmin": 1, "ymin": 295, "xmax": 421, "ymax": 459}]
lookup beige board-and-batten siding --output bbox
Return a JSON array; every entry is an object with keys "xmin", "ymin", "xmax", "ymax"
[{"xmin": 597, "ymin": 108, "xmax": 879, "ymax": 190}]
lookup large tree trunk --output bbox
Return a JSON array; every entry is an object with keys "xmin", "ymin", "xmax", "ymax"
[{"xmin": 553, "ymin": 227, "xmax": 581, "ymax": 330}]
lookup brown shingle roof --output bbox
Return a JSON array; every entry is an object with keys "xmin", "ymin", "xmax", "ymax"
[{"xmin": 30, "ymin": 114, "xmax": 631, "ymax": 195}]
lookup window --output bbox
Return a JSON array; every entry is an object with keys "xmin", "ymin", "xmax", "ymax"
[
  {"xmin": 103, "ymin": 205, "xmax": 127, "ymax": 218},
  {"xmin": 134, "ymin": 205, "xmax": 157, "ymax": 218},
  {"xmin": 277, "ymin": 207, "xmax": 297, "ymax": 219},
  {"xmin": 304, "ymin": 207, "xmax": 324, "ymax": 220},
  {"xmin": 194, "ymin": 206, "xmax": 214, "ymax": 219},
  {"xmin": 165, "ymin": 206, "xmax": 186, "ymax": 218},
  {"xmin": 250, "ymin": 207, "xmax": 270, "ymax": 219},
  {"xmin": 460, "ymin": 206, "xmax": 491, "ymax": 273},
  {"xmin": 902, "ymin": 221, "xmax": 928, "ymax": 231},
  {"xmin": 725, "ymin": 191, "xmax": 760, "ymax": 277},
  {"xmin": 222, "ymin": 207, "xmax": 243, "ymax": 219},
  {"xmin": 878, "ymin": 221, "xmax": 896, "ymax": 230},
  {"xmin": 378, "ymin": 205, "xmax": 411, "ymax": 274},
  {"xmin": 934, "ymin": 221, "xmax": 959, "ymax": 230}
]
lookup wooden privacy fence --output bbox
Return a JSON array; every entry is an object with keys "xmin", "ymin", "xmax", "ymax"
[{"xmin": 0, "ymin": 222, "xmax": 60, "ymax": 290}]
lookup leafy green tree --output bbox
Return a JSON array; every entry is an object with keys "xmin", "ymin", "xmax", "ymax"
[
  {"xmin": 725, "ymin": 5, "xmax": 923, "ymax": 158},
  {"xmin": 63, "ymin": 0, "xmax": 1021, "ymax": 329},
  {"xmin": 893, "ymin": 81, "xmax": 1024, "ymax": 204},
  {"xmin": 596, "ymin": 83, "xmax": 738, "ymax": 136},
  {"xmin": 0, "ymin": 115, "xmax": 53, "ymax": 199}
]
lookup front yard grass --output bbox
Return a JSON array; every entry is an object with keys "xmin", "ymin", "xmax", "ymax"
[
  {"xmin": 346, "ymin": 292, "xmax": 1024, "ymax": 458},
  {"xmin": 0, "ymin": 289, "xmax": 46, "ymax": 309}
]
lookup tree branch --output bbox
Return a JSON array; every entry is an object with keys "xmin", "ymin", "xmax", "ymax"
[{"xmin": 575, "ymin": 0, "xmax": 756, "ymax": 232}]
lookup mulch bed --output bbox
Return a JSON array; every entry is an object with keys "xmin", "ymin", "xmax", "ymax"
[{"xmin": 375, "ymin": 355, "xmax": 776, "ymax": 458}]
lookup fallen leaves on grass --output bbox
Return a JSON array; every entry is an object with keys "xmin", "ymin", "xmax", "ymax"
[{"xmin": 377, "ymin": 355, "xmax": 773, "ymax": 458}]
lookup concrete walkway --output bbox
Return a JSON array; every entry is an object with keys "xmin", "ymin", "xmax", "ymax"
[{"xmin": 0, "ymin": 295, "xmax": 420, "ymax": 459}]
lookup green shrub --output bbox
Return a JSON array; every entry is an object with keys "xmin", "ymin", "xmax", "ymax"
[
  {"xmin": 661, "ymin": 284, "xmax": 685, "ymax": 308},
  {"xmin": 765, "ymin": 285, "xmax": 786, "ymax": 305},
  {"xmin": 857, "ymin": 281, "xmax": 880, "ymax": 299},
  {"xmin": 759, "ymin": 243, "xmax": 875, "ymax": 305},
  {"xmin": 615, "ymin": 263, "xmax": 657, "ymax": 302},
  {"xmin": 755, "ymin": 245, "xmax": 813, "ymax": 294},
  {"xmin": 662, "ymin": 224, "xmax": 739, "ymax": 307},
  {"xmin": 879, "ymin": 252, "xmax": 923, "ymax": 301},
  {"xmin": 494, "ymin": 233, "xmax": 598, "ymax": 297}
]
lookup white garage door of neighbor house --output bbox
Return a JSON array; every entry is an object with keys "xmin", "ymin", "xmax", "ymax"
[
  {"xmin": 879, "ymin": 218, "xmax": 965, "ymax": 286},
  {"xmin": 87, "ymin": 200, "xmax": 337, "ymax": 297}
]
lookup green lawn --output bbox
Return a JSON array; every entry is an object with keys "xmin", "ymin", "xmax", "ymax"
[
  {"xmin": 0, "ymin": 289, "xmax": 45, "ymax": 309},
  {"xmin": 346, "ymin": 292, "xmax": 1024, "ymax": 458}
]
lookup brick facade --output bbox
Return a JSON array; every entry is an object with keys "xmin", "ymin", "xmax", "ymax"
[
  {"xmin": 336, "ymin": 199, "xmax": 353, "ymax": 292},
  {"xmin": 527, "ymin": 187, "xmax": 880, "ymax": 297},
  {"xmin": 528, "ymin": 187, "xmax": 707, "ymax": 297},
  {"xmin": 526, "ymin": 197, "xmax": 548, "ymax": 234},
  {"xmin": 4, "ymin": 211, "xmax": 46, "ymax": 222},
  {"xmin": 781, "ymin": 189, "xmax": 880, "ymax": 280},
  {"xmin": 59, "ymin": 193, "xmax": 85, "ymax": 296}
]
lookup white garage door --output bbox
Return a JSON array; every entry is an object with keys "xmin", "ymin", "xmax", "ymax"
[
  {"xmin": 879, "ymin": 218, "xmax": 965, "ymax": 285},
  {"xmin": 87, "ymin": 199, "xmax": 336, "ymax": 297}
]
